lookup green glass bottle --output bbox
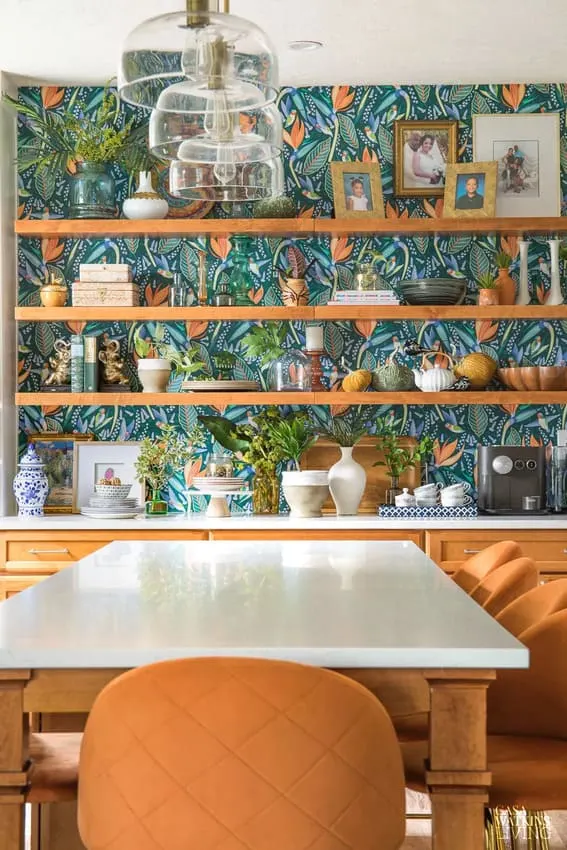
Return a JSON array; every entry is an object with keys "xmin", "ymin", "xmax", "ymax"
[{"xmin": 228, "ymin": 236, "xmax": 254, "ymax": 306}]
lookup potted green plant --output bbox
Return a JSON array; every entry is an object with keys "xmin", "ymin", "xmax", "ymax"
[
  {"xmin": 133, "ymin": 328, "xmax": 172, "ymax": 393},
  {"xmin": 277, "ymin": 246, "xmax": 314, "ymax": 306},
  {"xmin": 5, "ymin": 86, "xmax": 149, "ymax": 219},
  {"xmin": 268, "ymin": 417, "xmax": 328, "ymax": 518},
  {"xmin": 494, "ymin": 251, "xmax": 516, "ymax": 305},
  {"xmin": 318, "ymin": 411, "xmax": 369, "ymax": 515},
  {"xmin": 374, "ymin": 424, "xmax": 434, "ymax": 504},
  {"xmin": 241, "ymin": 323, "xmax": 310, "ymax": 392},
  {"xmin": 135, "ymin": 423, "xmax": 204, "ymax": 515},
  {"xmin": 477, "ymin": 271, "xmax": 500, "ymax": 306}
]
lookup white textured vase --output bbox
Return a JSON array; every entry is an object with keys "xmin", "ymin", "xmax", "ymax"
[
  {"xmin": 123, "ymin": 171, "xmax": 168, "ymax": 220},
  {"xmin": 546, "ymin": 238, "xmax": 563, "ymax": 305},
  {"xmin": 137, "ymin": 358, "xmax": 171, "ymax": 393},
  {"xmin": 516, "ymin": 239, "xmax": 530, "ymax": 305},
  {"xmin": 328, "ymin": 447, "xmax": 366, "ymax": 516}
]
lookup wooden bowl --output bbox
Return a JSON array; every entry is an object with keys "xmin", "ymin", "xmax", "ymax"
[{"xmin": 497, "ymin": 366, "xmax": 567, "ymax": 391}]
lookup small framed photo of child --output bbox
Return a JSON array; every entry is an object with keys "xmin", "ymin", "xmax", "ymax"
[
  {"xmin": 443, "ymin": 161, "xmax": 498, "ymax": 219},
  {"xmin": 330, "ymin": 162, "xmax": 384, "ymax": 218}
]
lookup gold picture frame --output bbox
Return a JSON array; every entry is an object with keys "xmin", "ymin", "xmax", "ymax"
[
  {"xmin": 394, "ymin": 120, "xmax": 458, "ymax": 198},
  {"xmin": 443, "ymin": 161, "xmax": 498, "ymax": 218},
  {"xmin": 28, "ymin": 433, "xmax": 94, "ymax": 514},
  {"xmin": 330, "ymin": 161, "xmax": 384, "ymax": 218}
]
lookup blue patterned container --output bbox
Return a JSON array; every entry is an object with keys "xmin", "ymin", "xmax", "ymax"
[{"xmin": 13, "ymin": 445, "xmax": 49, "ymax": 518}]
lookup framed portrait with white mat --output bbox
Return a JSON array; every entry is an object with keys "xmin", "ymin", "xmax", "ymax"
[
  {"xmin": 473, "ymin": 113, "xmax": 561, "ymax": 216},
  {"xmin": 73, "ymin": 441, "xmax": 142, "ymax": 513}
]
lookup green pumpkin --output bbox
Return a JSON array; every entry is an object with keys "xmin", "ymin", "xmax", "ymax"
[
  {"xmin": 253, "ymin": 196, "xmax": 296, "ymax": 218},
  {"xmin": 372, "ymin": 362, "xmax": 415, "ymax": 392}
]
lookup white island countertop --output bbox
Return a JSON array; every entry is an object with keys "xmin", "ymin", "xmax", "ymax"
[
  {"xmin": 1, "ymin": 513, "xmax": 567, "ymax": 531},
  {"xmin": 0, "ymin": 539, "xmax": 528, "ymax": 670}
]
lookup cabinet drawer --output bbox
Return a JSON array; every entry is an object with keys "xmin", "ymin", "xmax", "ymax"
[
  {"xmin": 427, "ymin": 530, "xmax": 567, "ymax": 574},
  {"xmin": 210, "ymin": 530, "xmax": 424, "ymax": 547},
  {"xmin": 0, "ymin": 574, "xmax": 50, "ymax": 600},
  {"xmin": 6, "ymin": 540, "xmax": 104, "ymax": 563}
]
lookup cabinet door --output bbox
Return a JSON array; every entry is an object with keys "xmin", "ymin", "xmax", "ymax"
[
  {"xmin": 210, "ymin": 530, "xmax": 424, "ymax": 547},
  {"xmin": 426, "ymin": 530, "xmax": 567, "ymax": 575},
  {"xmin": 0, "ymin": 574, "xmax": 49, "ymax": 601}
]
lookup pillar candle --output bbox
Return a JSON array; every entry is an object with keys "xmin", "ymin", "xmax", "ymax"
[{"xmin": 305, "ymin": 325, "xmax": 324, "ymax": 351}]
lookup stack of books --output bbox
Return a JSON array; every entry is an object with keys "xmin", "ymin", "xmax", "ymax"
[
  {"xmin": 71, "ymin": 335, "xmax": 101, "ymax": 393},
  {"xmin": 327, "ymin": 289, "xmax": 400, "ymax": 306},
  {"xmin": 72, "ymin": 262, "xmax": 138, "ymax": 307}
]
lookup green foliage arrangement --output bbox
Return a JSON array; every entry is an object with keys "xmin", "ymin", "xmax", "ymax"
[
  {"xmin": 4, "ymin": 86, "xmax": 152, "ymax": 177},
  {"xmin": 476, "ymin": 271, "xmax": 499, "ymax": 290},
  {"xmin": 316, "ymin": 409, "xmax": 369, "ymax": 447},
  {"xmin": 268, "ymin": 418, "xmax": 317, "ymax": 470},
  {"xmin": 240, "ymin": 323, "xmax": 287, "ymax": 367},
  {"xmin": 158, "ymin": 344, "xmax": 207, "ymax": 378},
  {"xmin": 135, "ymin": 423, "xmax": 204, "ymax": 494},
  {"xmin": 374, "ymin": 421, "xmax": 434, "ymax": 479},
  {"xmin": 494, "ymin": 251, "xmax": 512, "ymax": 270}
]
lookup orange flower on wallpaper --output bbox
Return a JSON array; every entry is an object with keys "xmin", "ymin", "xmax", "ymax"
[
  {"xmin": 475, "ymin": 320, "xmax": 500, "ymax": 342},
  {"xmin": 248, "ymin": 286, "xmax": 264, "ymax": 304},
  {"xmin": 210, "ymin": 237, "xmax": 230, "ymax": 260},
  {"xmin": 185, "ymin": 320, "xmax": 208, "ymax": 340},
  {"xmin": 65, "ymin": 321, "xmax": 86, "ymax": 335},
  {"xmin": 362, "ymin": 146, "xmax": 379, "ymax": 163},
  {"xmin": 298, "ymin": 207, "xmax": 314, "ymax": 218},
  {"xmin": 354, "ymin": 319, "xmax": 376, "ymax": 339},
  {"xmin": 283, "ymin": 116, "xmax": 305, "ymax": 149},
  {"xmin": 500, "ymin": 235, "xmax": 519, "ymax": 259},
  {"xmin": 385, "ymin": 202, "xmax": 409, "ymax": 220},
  {"xmin": 433, "ymin": 438, "xmax": 464, "ymax": 468},
  {"xmin": 423, "ymin": 198, "xmax": 444, "ymax": 219},
  {"xmin": 145, "ymin": 284, "xmax": 169, "ymax": 306},
  {"xmin": 183, "ymin": 457, "xmax": 203, "ymax": 487},
  {"xmin": 41, "ymin": 87, "xmax": 65, "ymax": 109},
  {"xmin": 41, "ymin": 238, "xmax": 64, "ymax": 263},
  {"xmin": 331, "ymin": 236, "xmax": 353, "ymax": 263},
  {"xmin": 329, "ymin": 382, "xmax": 350, "ymax": 416},
  {"xmin": 502, "ymin": 84, "xmax": 526, "ymax": 111},
  {"xmin": 331, "ymin": 86, "xmax": 355, "ymax": 112}
]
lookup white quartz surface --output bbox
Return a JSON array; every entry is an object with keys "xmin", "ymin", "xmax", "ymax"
[
  {"xmin": 0, "ymin": 514, "xmax": 567, "ymax": 531},
  {"xmin": 0, "ymin": 540, "xmax": 528, "ymax": 671}
]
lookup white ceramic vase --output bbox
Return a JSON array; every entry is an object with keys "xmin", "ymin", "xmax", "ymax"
[
  {"xmin": 328, "ymin": 447, "xmax": 366, "ymax": 515},
  {"xmin": 546, "ymin": 238, "xmax": 563, "ymax": 305},
  {"xmin": 516, "ymin": 239, "xmax": 530, "ymax": 305},
  {"xmin": 123, "ymin": 171, "xmax": 168, "ymax": 220},
  {"xmin": 282, "ymin": 470, "xmax": 329, "ymax": 518},
  {"xmin": 137, "ymin": 358, "xmax": 171, "ymax": 393}
]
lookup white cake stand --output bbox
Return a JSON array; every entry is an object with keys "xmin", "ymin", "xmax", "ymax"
[{"xmin": 189, "ymin": 486, "xmax": 250, "ymax": 517}]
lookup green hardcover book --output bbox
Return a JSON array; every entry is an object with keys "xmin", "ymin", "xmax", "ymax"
[
  {"xmin": 70, "ymin": 335, "xmax": 84, "ymax": 393},
  {"xmin": 83, "ymin": 335, "xmax": 100, "ymax": 392}
]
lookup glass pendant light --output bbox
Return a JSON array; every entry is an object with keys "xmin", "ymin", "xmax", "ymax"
[{"xmin": 118, "ymin": 0, "xmax": 278, "ymax": 110}]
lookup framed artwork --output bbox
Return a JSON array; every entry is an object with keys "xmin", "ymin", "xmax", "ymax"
[
  {"xmin": 73, "ymin": 441, "xmax": 142, "ymax": 513},
  {"xmin": 29, "ymin": 433, "xmax": 93, "ymax": 514},
  {"xmin": 443, "ymin": 162, "xmax": 498, "ymax": 218},
  {"xmin": 330, "ymin": 162, "xmax": 384, "ymax": 218},
  {"xmin": 473, "ymin": 113, "xmax": 561, "ymax": 217},
  {"xmin": 394, "ymin": 120, "xmax": 458, "ymax": 197}
]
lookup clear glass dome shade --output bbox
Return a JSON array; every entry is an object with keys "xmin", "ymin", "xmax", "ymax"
[
  {"xmin": 118, "ymin": 9, "xmax": 278, "ymax": 109},
  {"xmin": 169, "ymin": 148, "xmax": 284, "ymax": 202}
]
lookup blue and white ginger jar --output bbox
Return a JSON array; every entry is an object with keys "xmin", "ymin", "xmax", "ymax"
[{"xmin": 13, "ymin": 444, "xmax": 49, "ymax": 518}]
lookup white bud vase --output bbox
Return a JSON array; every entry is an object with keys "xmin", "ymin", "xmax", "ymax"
[
  {"xmin": 328, "ymin": 447, "xmax": 366, "ymax": 516},
  {"xmin": 546, "ymin": 238, "xmax": 563, "ymax": 305},
  {"xmin": 123, "ymin": 171, "xmax": 168, "ymax": 220},
  {"xmin": 516, "ymin": 239, "xmax": 530, "ymax": 305}
]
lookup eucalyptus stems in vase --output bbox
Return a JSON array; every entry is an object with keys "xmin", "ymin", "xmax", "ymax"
[{"xmin": 135, "ymin": 423, "xmax": 204, "ymax": 515}]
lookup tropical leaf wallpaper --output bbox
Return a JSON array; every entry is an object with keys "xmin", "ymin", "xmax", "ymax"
[{"xmin": 17, "ymin": 83, "xmax": 567, "ymax": 510}]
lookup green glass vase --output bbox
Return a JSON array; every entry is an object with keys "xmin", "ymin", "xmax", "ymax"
[
  {"xmin": 145, "ymin": 489, "xmax": 168, "ymax": 516},
  {"xmin": 228, "ymin": 236, "xmax": 254, "ymax": 306},
  {"xmin": 252, "ymin": 466, "xmax": 280, "ymax": 514},
  {"xmin": 69, "ymin": 161, "xmax": 116, "ymax": 219}
]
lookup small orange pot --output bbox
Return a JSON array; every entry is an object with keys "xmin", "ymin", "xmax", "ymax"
[
  {"xmin": 496, "ymin": 269, "xmax": 516, "ymax": 305},
  {"xmin": 479, "ymin": 288, "xmax": 500, "ymax": 306}
]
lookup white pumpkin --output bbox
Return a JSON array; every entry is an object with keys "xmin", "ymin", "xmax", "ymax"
[{"xmin": 414, "ymin": 364, "xmax": 456, "ymax": 392}]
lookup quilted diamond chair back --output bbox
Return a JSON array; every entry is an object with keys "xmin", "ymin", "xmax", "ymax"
[
  {"xmin": 469, "ymin": 556, "xmax": 538, "ymax": 616},
  {"xmin": 452, "ymin": 540, "xmax": 522, "ymax": 593},
  {"xmin": 496, "ymin": 578, "xmax": 567, "ymax": 638},
  {"xmin": 78, "ymin": 657, "xmax": 406, "ymax": 850}
]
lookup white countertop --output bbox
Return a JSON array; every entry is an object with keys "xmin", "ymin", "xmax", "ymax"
[
  {"xmin": 0, "ymin": 513, "xmax": 567, "ymax": 531},
  {"xmin": 0, "ymin": 540, "xmax": 528, "ymax": 670}
]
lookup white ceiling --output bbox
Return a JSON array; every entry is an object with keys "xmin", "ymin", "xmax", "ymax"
[{"xmin": 2, "ymin": 0, "xmax": 567, "ymax": 87}]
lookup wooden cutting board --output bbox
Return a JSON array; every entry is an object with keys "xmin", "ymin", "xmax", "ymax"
[{"xmin": 302, "ymin": 436, "xmax": 421, "ymax": 514}]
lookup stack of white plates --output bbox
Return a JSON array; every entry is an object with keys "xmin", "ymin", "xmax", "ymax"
[
  {"xmin": 182, "ymin": 380, "xmax": 259, "ymax": 392},
  {"xmin": 192, "ymin": 477, "xmax": 245, "ymax": 493},
  {"xmin": 81, "ymin": 486, "xmax": 141, "ymax": 519}
]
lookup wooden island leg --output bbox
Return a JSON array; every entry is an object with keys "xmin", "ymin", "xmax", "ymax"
[
  {"xmin": 0, "ymin": 671, "xmax": 30, "ymax": 850},
  {"xmin": 425, "ymin": 670, "xmax": 495, "ymax": 850}
]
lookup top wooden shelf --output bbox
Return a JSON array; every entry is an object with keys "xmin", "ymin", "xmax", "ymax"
[{"xmin": 14, "ymin": 216, "xmax": 567, "ymax": 239}]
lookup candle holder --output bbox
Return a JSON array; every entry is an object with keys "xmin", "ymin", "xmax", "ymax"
[{"xmin": 304, "ymin": 349, "xmax": 325, "ymax": 391}]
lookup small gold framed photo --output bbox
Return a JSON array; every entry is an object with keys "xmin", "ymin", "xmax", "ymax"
[
  {"xmin": 28, "ymin": 433, "xmax": 94, "ymax": 514},
  {"xmin": 394, "ymin": 120, "xmax": 458, "ymax": 197},
  {"xmin": 330, "ymin": 161, "xmax": 384, "ymax": 218},
  {"xmin": 443, "ymin": 161, "xmax": 498, "ymax": 218}
]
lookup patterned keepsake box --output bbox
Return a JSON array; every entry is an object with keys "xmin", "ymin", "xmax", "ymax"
[
  {"xmin": 79, "ymin": 263, "xmax": 132, "ymax": 283},
  {"xmin": 72, "ymin": 281, "xmax": 139, "ymax": 306}
]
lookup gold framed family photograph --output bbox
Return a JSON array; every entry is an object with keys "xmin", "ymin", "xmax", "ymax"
[
  {"xmin": 443, "ymin": 162, "xmax": 498, "ymax": 218},
  {"xmin": 29, "ymin": 433, "xmax": 93, "ymax": 513},
  {"xmin": 394, "ymin": 120, "xmax": 458, "ymax": 197},
  {"xmin": 330, "ymin": 162, "xmax": 384, "ymax": 218}
]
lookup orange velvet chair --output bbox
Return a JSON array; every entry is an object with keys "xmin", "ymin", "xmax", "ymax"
[
  {"xmin": 496, "ymin": 577, "xmax": 567, "ymax": 637},
  {"xmin": 451, "ymin": 540, "xmax": 523, "ymax": 593},
  {"xmin": 402, "ymin": 609, "xmax": 567, "ymax": 848},
  {"xmin": 78, "ymin": 657, "xmax": 407, "ymax": 850},
  {"xmin": 469, "ymin": 556, "xmax": 538, "ymax": 616}
]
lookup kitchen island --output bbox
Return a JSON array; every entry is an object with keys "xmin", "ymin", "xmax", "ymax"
[{"xmin": 0, "ymin": 539, "xmax": 527, "ymax": 850}]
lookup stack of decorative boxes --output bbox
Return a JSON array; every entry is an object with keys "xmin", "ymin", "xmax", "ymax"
[{"xmin": 72, "ymin": 263, "xmax": 138, "ymax": 306}]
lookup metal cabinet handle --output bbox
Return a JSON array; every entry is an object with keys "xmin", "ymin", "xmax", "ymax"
[
  {"xmin": 562, "ymin": 549, "xmax": 567, "ymax": 555},
  {"xmin": 463, "ymin": 549, "xmax": 482, "ymax": 554},
  {"xmin": 27, "ymin": 548, "xmax": 70, "ymax": 554}
]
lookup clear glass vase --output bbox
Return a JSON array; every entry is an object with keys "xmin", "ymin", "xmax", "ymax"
[
  {"xmin": 253, "ymin": 466, "xmax": 280, "ymax": 514},
  {"xmin": 69, "ymin": 161, "xmax": 116, "ymax": 219},
  {"xmin": 145, "ymin": 488, "xmax": 168, "ymax": 516}
]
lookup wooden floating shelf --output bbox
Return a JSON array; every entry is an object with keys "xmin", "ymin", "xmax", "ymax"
[
  {"xmin": 14, "ymin": 216, "xmax": 567, "ymax": 239},
  {"xmin": 15, "ymin": 305, "xmax": 567, "ymax": 322},
  {"xmin": 15, "ymin": 391, "xmax": 567, "ymax": 407}
]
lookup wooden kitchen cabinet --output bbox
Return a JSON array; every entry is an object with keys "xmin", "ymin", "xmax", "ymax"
[
  {"xmin": 0, "ymin": 574, "xmax": 50, "ymax": 600},
  {"xmin": 426, "ymin": 530, "xmax": 567, "ymax": 579}
]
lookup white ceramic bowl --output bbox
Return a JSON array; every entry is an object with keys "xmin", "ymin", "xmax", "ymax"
[{"xmin": 94, "ymin": 484, "xmax": 132, "ymax": 500}]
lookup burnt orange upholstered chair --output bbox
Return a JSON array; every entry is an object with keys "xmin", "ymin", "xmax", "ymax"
[
  {"xmin": 451, "ymin": 540, "xmax": 523, "ymax": 593},
  {"xmin": 496, "ymin": 577, "xmax": 567, "ymax": 637},
  {"xmin": 402, "ymin": 609, "xmax": 567, "ymax": 848},
  {"xmin": 78, "ymin": 657, "xmax": 406, "ymax": 850},
  {"xmin": 469, "ymin": 556, "xmax": 538, "ymax": 617}
]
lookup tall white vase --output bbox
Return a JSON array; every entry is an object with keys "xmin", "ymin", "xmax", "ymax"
[
  {"xmin": 546, "ymin": 238, "xmax": 564, "ymax": 305},
  {"xmin": 328, "ymin": 447, "xmax": 366, "ymax": 516},
  {"xmin": 516, "ymin": 239, "xmax": 530, "ymax": 305}
]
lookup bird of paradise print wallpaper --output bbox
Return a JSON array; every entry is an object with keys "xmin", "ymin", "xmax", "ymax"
[{"xmin": 17, "ymin": 83, "xmax": 567, "ymax": 510}]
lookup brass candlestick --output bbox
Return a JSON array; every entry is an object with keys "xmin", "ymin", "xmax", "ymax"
[{"xmin": 304, "ymin": 349, "xmax": 325, "ymax": 391}]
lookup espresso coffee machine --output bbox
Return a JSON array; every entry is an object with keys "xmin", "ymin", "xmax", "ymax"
[{"xmin": 477, "ymin": 445, "xmax": 547, "ymax": 514}]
